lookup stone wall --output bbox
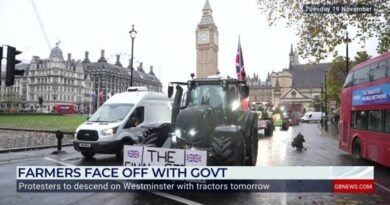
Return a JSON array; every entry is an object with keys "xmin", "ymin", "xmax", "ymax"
[{"xmin": 0, "ymin": 129, "xmax": 74, "ymax": 150}]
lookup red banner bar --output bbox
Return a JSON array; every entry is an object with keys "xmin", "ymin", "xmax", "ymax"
[{"xmin": 333, "ymin": 180, "xmax": 375, "ymax": 193}]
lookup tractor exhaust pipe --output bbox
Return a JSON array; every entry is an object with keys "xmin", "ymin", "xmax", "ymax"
[{"xmin": 171, "ymin": 85, "xmax": 183, "ymax": 129}]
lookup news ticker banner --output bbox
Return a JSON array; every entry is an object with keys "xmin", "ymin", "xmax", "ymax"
[{"xmin": 16, "ymin": 166, "xmax": 374, "ymax": 193}]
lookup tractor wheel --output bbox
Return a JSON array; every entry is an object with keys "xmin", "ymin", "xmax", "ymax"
[
  {"xmin": 211, "ymin": 134, "xmax": 245, "ymax": 166},
  {"xmin": 116, "ymin": 140, "xmax": 133, "ymax": 161},
  {"xmin": 81, "ymin": 152, "xmax": 95, "ymax": 159},
  {"xmin": 245, "ymin": 121, "xmax": 258, "ymax": 166}
]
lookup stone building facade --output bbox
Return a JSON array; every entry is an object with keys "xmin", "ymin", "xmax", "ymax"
[
  {"xmin": 27, "ymin": 44, "xmax": 93, "ymax": 111},
  {"xmin": 247, "ymin": 73, "xmax": 273, "ymax": 105},
  {"xmin": 0, "ymin": 44, "xmax": 163, "ymax": 113},
  {"xmin": 0, "ymin": 63, "xmax": 28, "ymax": 112},
  {"xmin": 83, "ymin": 49, "xmax": 162, "ymax": 110},
  {"xmin": 271, "ymin": 45, "xmax": 330, "ymax": 113},
  {"xmin": 246, "ymin": 45, "xmax": 330, "ymax": 113}
]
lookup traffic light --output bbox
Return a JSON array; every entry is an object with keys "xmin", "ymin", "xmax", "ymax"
[{"xmin": 5, "ymin": 46, "xmax": 23, "ymax": 86}]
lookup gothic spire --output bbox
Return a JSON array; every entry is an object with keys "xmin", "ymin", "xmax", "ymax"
[
  {"xmin": 275, "ymin": 78, "xmax": 281, "ymax": 92},
  {"xmin": 203, "ymin": 0, "xmax": 212, "ymax": 16}
]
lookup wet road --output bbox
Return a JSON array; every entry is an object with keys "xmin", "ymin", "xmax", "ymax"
[{"xmin": 0, "ymin": 123, "xmax": 389, "ymax": 205}]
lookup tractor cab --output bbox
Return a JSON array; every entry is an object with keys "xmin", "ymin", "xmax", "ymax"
[{"xmin": 167, "ymin": 77, "xmax": 258, "ymax": 166}]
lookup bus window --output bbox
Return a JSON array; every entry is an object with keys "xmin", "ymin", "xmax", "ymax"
[
  {"xmin": 355, "ymin": 110, "xmax": 368, "ymax": 130},
  {"xmin": 386, "ymin": 110, "xmax": 390, "ymax": 133},
  {"xmin": 368, "ymin": 110, "xmax": 383, "ymax": 132},
  {"xmin": 351, "ymin": 111, "xmax": 356, "ymax": 128},
  {"xmin": 343, "ymin": 73, "xmax": 353, "ymax": 88},
  {"xmin": 370, "ymin": 61, "xmax": 387, "ymax": 81},
  {"xmin": 353, "ymin": 66, "xmax": 370, "ymax": 85}
]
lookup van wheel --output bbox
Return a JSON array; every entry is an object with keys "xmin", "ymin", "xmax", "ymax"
[
  {"xmin": 116, "ymin": 140, "xmax": 133, "ymax": 161},
  {"xmin": 352, "ymin": 138, "xmax": 362, "ymax": 159},
  {"xmin": 81, "ymin": 152, "xmax": 95, "ymax": 159}
]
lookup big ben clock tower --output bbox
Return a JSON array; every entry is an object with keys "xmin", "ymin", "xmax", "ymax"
[{"xmin": 196, "ymin": 0, "xmax": 219, "ymax": 78}]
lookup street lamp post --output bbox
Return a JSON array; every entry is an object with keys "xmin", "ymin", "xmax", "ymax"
[
  {"xmin": 53, "ymin": 95, "xmax": 56, "ymax": 112},
  {"xmin": 321, "ymin": 82, "xmax": 324, "ymax": 128},
  {"xmin": 324, "ymin": 71, "xmax": 328, "ymax": 132},
  {"xmin": 129, "ymin": 25, "xmax": 137, "ymax": 87}
]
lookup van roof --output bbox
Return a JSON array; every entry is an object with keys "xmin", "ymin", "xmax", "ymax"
[{"xmin": 105, "ymin": 91, "xmax": 170, "ymax": 104}]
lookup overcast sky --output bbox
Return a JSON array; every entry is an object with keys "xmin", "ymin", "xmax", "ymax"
[{"xmin": 0, "ymin": 0, "xmax": 379, "ymax": 88}]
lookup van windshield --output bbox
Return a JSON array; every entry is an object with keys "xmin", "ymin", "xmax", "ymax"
[{"xmin": 89, "ymin": 103, "xmax": 134, "ymax": 122}]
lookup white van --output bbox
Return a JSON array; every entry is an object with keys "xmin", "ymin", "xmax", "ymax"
[
  {"xmin": 300, "ymin": 112, "xmax": 324, "ymax": 123},
  {"xmin": 73, "ymin": 87, "xmax": 172, "ymax": 160}
]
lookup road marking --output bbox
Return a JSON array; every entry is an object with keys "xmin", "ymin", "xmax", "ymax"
[
  {"xmin": 150, "ymin": 192, "xmax": 204, "ymax": 205},
  {"xmin": 375, "ymin": 182, "xmax": 390, "ymax": 193},
  {"xmin": 44, "ymin": 157, "xmax": 75, "ymax": 167},
  {"xmin": 43, "ymin": 157, "xmax": 204, "ymax": 205},
  {"xmin": 60, "ymin": 156, "xmax": 82, "ymax": 161}
]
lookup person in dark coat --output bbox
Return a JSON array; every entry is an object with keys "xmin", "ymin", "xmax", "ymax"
[{"xmin": 291, "ymin": 132, "xmax": 307, "ymax": 151}]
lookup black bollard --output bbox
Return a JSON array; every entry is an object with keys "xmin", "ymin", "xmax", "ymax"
[{"xmin": 52, "ymin": 130, "xmax": 67, "ymax": 155}]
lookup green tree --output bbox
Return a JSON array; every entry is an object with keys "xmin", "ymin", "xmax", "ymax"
[
  {"xmin": 257, "ymin": 0, "xmax": 390, "ymax": 61},
  {"xmin": 4, "ymin": 92, "xmax": 21, "ymax": 113},
  {"xmin": 326, "ymin": 56, "xmax": 347, "ymax": 105},
  {"xmin": 354, "ymin": 50, "xmax": 371, "ymax": 65},
  {"xmin": 326, "ymin": 51, "xmax": 371, "ymax": 105}
]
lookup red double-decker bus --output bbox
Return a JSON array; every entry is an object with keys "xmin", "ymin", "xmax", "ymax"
[
  {"xmin": 339, "ymin": 51, "xmax": 390, "ymax": 167},
  {"xmin": 52, "ymin": 103, "xmax": 76, "ymax": 114}
]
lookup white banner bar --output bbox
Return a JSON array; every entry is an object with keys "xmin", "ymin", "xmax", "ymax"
[{"xmin": 16, "ymin": 166, "xmax": 374, "ymax": 180}]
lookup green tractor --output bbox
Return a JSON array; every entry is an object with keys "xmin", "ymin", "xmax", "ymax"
[
  {"xmin": 253, "ymin": 103, "xmax": 274, "ymax": 137},
  {"xmin": 168, "ymin": 77, "xmax": 258, "ymax": 166}
]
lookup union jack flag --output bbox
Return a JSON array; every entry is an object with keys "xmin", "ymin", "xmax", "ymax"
[
  {"xmin": 127, "ymin": 150, "xmax": 140, "ymax": 158},
  {"xmin": 235, "ymin": 37, "xmax": 246, "ymax": 81},
  {"xmin": 186, "ymin": 154, "xmax": 201, "ymax": 163}
]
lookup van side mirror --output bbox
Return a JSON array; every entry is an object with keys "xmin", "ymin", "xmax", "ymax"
[
  {"xmin": 168, "ymin": 86, "xmax": 174, "ymax": 98},
  {"xmin": 239, "ymin": 85, "xmax": 249, "ymax": 98}
]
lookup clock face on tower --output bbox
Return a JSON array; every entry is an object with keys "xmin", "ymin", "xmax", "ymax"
[{"xmin": 199, "ymin": 31, "xmax": 209, "ymax": 43}]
